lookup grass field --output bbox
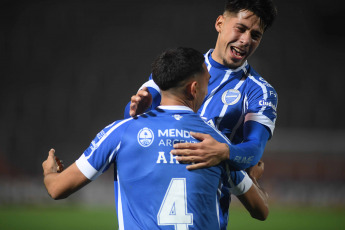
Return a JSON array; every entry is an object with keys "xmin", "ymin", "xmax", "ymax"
[{"xmin": 1, "ymin": 205, "xmax": 344, "ymax": 230}]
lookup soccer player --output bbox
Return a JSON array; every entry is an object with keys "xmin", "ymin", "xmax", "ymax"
[
  {"xmin": 42, "ymin": 47, "xmax": 268, "ymax": 229},
  {"xmin": 125, "ymin": 0, "xmax": 278, "ymax": 228}
]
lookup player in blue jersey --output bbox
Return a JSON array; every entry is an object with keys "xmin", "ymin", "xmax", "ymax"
[
  {"xmin": 42, "ymin": 47, "xmax": 269, "ymax": 229},
  {"xmin": 125, "ymin": 0, "xmax": 277, "ymax": 228}
]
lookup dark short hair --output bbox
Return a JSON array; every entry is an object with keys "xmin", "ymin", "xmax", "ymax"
[
  {"xmin": 152, "ymin": 47, "xmax": 205, "ymax": 91},
  {"xmin": 224, "ymin": 0, "xmax": 277, "ymax": 31}
]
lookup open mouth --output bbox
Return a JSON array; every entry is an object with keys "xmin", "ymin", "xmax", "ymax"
[{"xmin": 230, "ymin": 46, "xmax": 246, "ymax": 59}]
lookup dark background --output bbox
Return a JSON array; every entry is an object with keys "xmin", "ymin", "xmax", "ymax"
[{"xmin": 1, "ymin": 0, "xmax": 344, "ymax": 205}]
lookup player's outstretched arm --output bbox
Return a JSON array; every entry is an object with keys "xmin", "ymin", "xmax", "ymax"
[
  {"xmin": 42, "ymin": 149, "xmax": 90, "ymax": 200},
  {"xmin": 236, "ymin": 161, "xmax": 269, "ymax": 221}
]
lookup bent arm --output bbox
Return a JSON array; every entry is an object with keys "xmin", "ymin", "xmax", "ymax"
[
  {"xmin": 236, "ymin": 160, "xmax": 269, "ymax": 220},
  {"xmin": 237, "ymin": 178, "xmax": 269, "ymax": 220},
  {"xmin": 44, "ymin": 162, "xmax": 90, "ymax": 200},
  {"xmin": 172, "ymin": 121, "xmax": 270, "ymax": 171},
  {"xmin": 228, "ymin": 120, "xmax": 270, "ymax": 169}
]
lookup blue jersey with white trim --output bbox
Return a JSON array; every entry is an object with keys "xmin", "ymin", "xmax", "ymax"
[
  {"xmin": 200, "ymin": 49, "xmax": 277, "ymax": 144},
  {"xmin": 127, "ymin": 49, "xmax": 278, "ymax": 169},
  {"xmin": 76, "ymin": 106, "xmax": 252, "ymax": 230}
]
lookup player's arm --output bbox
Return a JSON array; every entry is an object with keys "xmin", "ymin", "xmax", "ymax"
[
  {"xmin": 42, "ymin": 149, "xmax": 91, "ymax": 200},
  {"xmin": 236, "ymin": 161, "xmax": 269, "ymax": 221},
  {"xmin": 124, "ymin": 79, "xmax": 161, "ymax": 118},
  {"xmin": 171, "ymin": 121, "xmax": 270, "ymax": 170}
]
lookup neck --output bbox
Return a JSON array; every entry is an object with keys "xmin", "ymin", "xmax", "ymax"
[{"xmin": 160, "ymin": 91, "xmax": 196, "ymax": 112}]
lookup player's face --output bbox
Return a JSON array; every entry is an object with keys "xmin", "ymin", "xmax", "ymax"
[
  {"xmin": 195, "ymin": 63, "xmax": 210, "ymax": 110},
  {"xmin": 213, "ymin": 10, "xmax": 264, "ymax": 69}
]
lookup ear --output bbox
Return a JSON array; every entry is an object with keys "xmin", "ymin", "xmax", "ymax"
[
  {"xmin": 215, "ymin": 15, "xmax": 224, "ymax": 33},
  {"xmin": 185, "ymin": 81, "xmax": 198, "ymax": 100},
  {"xmin": 190, "ymin": 81, "xmax": 198, "ymax": 99}
]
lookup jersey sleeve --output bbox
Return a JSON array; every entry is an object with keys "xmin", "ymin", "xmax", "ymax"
[
  {"xmin": 76, "ymin": 118, "xmax": 132, "ymax": 180},
  {"xmin": 245, "ymin": 76, "xmax": 278, "ymax": 137},
  {"xmin": 226, "ymin": 170, "xmax": 253, "ymax": 196}
]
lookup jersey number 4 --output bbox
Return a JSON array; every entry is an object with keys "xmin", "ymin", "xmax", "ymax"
[{"xmin": 157, "ymin": 178, "xmax": 193, "ymax": 230}]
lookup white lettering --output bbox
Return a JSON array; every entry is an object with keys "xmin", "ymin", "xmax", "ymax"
[
  {"xmin": 269, "ymin": 91, "xmax": 277, "ymax": 97},
  {"xmin": 169, "ymin": 153, "xmax": 179, "ymax": 164},
  {"xmin": 158, "ymin": 130, "xmax": 168, "ymax": 137},
  {"xmin": 259, "ymin": 100, "xmax": 277, "ymax": 111},
  {"xmin": 169, "ymin": 129, "xmax": 175, "ymax": 137},
  {"xmin": 158, "ymin": 129, "xmax": 193, "ymax": 138},
  {"xmin": 157, "ymin": 151, "xmax": 167, "ymax": 163}
]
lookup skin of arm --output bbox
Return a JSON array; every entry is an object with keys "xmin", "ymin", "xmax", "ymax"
[
  {"xmin": 171, "ymin": 121, "xmax": 270, "ymax": 170},
  {"xmin": 42, "ymin": 149, "xmax": 91, "ymax": 200},
  {"xmin": 236, "ymin": 161, "xmax": 269, "ymax": 221}
]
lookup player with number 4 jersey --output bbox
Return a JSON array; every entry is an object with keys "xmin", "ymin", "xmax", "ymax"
[
  {"xmin": 77, "ymin": 105, "xmax": 252, "ymax": 229},
  {"xmin": 42, "ymin": 47, "xmax": 269, "ymax": 230}
]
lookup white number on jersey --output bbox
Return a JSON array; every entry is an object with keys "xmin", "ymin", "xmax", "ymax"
[{"xmin": 157, "ymin": 178, "xmax": 193, "ymax": 230}]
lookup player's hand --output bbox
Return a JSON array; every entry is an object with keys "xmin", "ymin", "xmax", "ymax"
[
  {"xmin": 42, "ymin": 149, "xmax": 64, "ymax": 176},
  {"xmin": 171, "ymin": 132, "xmax": 230, "ymax": 170},
  {"xmin": 129, "ymin": 87, "xmax": 152, "ymax": 117},
  {"xmin": 246, "ymin": 160, "xmax": 264, "ymax": 181}
]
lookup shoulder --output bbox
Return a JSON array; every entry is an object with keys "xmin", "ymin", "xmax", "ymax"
[
  {"xmin": 192, "ymin": 115, "xmax": 231, "ymax": 145},
  {"xmin": 246, "ymin": 67, "xmax": 277, "ymax": 92}
]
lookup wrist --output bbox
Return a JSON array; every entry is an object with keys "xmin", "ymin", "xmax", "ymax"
[{"xmin": 223, "ymin": 143, "xmax": 230, "ymax": 160}]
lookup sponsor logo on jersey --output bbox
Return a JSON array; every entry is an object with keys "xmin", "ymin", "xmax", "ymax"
[
  {"xmin": 259, "ymin": 100, "xmax": 277, "ymax": 111},
  {"xmin": 172, "ymin": 114, "xmax": 183, "ymax": 120},
  {"xmin": 259, "ymin": 77, "xmax": 273, "ymax": 88},
  {"xmin": 221, "ymin": 89, "xmax": 241, "ymax": 105},
  {"xmin": 137, "ymin": 127, "xmax": 154, "ymax": 147}
]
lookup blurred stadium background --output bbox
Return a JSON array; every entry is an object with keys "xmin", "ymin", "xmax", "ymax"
[{"xmin": 1, "ymin": 0, "xmax": 345, "ymax": 229}]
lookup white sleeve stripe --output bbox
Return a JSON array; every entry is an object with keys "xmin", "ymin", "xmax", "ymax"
[
  {"xmin": 200, "ymin": 71, "xmax": 231, "ymax": 117},
  {"xmin": 245, "ymin": 113, "xmax": 275, "ymax": 134},
  {"xmin": 76, "ymin": 142, "xmax": 121, "ymax": 180},
  {"xmin": 228, "ymin": 172, "xmax": 253, "ymax": 196},
  {"xmin": 204, "ymin": 51, "xmax": 212, "ymax": 71},
  {"xmin": 139, "ymin": 79, "xmax": 161, "ymax": 94},
  {"xmin": 86, "ymin": 118, "xmax": 132, "ymax": 160},
  {"xmin": 116, "ymin": 173, "xmax": 124, "ymax": 230},
  {"xmin": 76, "ymin": 155, "xmax": 98, "ymax": 180},
  {"xmin": 248, "ymin": 76, "xmax": 268, "ymax": 115},
  {"xmin": 201, "ymin": 118, "xmax": 231, "ymax": 145}
]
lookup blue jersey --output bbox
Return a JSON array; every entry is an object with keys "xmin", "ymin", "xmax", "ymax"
[
  {"xmin": 130, "ymin": 49, "xmax": 278, "ymax": 169},
  {"xmin": 201, "ymin": 49, "xmax": 277, "ymax": 143},
  {"xmin": 76, "ymin": 106, "xmax": 252, "ymax": 230},
  {"xmin": 125, "ymin": 49, "xmax": 277, "ymax": 229}
]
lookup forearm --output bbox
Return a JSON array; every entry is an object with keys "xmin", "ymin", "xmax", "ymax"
[
  {"xmin": 43, "ymin": 172, "xmax": 69, "ymax": 200},
  {"xmin": 228, "ymin": 121, "xmax": 270, "ymax": 170},
  {"xmin": 43, "ymin": 163, "xmax": 90, "ymax": 200},
  {"xmin": 237, "ymin": 174, "xmax": 269, "ymax": 221},
  {"xmin": 228, "ymin": 141, "xmax": 264, "ymax": 170}
]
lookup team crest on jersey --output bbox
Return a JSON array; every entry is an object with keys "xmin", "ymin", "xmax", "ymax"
[
  {"xmin": 137, "ymin": 127, "xmax": 154, "ymax": 147},
  {"xmin": 172, "ymin": 114, "xmax": 183, "ymax": 120},
  {"xmin": 221, "ymin": 89, "xmax": 241, "ymax": 105}
]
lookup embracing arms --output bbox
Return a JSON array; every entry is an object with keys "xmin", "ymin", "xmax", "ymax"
[{"xmin": 126, "ymin": 86, "xmax": 270, "ymax": 170}]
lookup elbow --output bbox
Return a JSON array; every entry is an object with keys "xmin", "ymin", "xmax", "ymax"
[
  {"xmin": 45, "ymin": 184, "xmax": 69, "ymax": 200},
  {"xmin": 49, "ymin": 192, "xmax": 68, "ymax": 200},
  {"xmin": 250, "ymin": 206, "xmax": 269, "ymax": 221}
]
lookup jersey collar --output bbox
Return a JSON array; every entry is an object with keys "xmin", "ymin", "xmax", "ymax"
[
  {"xmin": 157, "ymin": 105, "xmax": 194, "ymax": 112},
  {"xmin": 205, "ymin": 49, "xmax": 248, "ymax": 73}
]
